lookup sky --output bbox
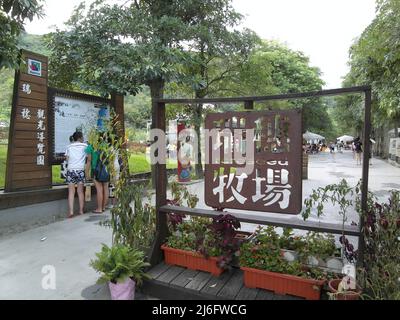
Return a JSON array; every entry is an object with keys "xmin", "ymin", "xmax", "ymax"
[{"xmin": 25, "ymin": 0, "xmax": 377, "ymax": 89}]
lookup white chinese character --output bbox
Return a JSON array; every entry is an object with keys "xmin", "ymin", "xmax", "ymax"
[
  {"xmin": 252, "ymin": 168, "xmax": 292, "ymax": 209},
  {"xmin": 37, "ymin": 132, "xmax": 45, "ymax": 142},
  {"xmin": 263, "ymin": 185, "xmax": 291, "ymax": 209},
  {"xmin": 213, "ymin": 173, "xmax": 248, "ymax": 204},
  {"xmin": 21, "ymin": 108, "xmax": 31, "ymax": 120},
  {"xmin": 37, "ymin": 143, "xmax": 45, "ymax": 155},
  {"xmin": 22, "ymin": 83, "xmax": 31, "ymax": 94},
  {"xmin": 37, "ymin": 155, "xmax": 45, "ymax": 166},
  {"xmin": 37, "ymin": 120, "xmax": 45, "ymax": 131},
  {"xmin": 37, "ymin": 109, "xmax": 45, "ymax": 119}
]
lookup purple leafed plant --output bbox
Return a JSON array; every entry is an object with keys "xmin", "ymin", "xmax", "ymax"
[{"xmin": 208, "ymin": 214, "xmax": 241, "ymax": 268}]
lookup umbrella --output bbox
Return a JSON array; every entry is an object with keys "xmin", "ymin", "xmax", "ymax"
[
  {"xmin": 303, "ymin": 131, "xmax": 325, "ymax": 142},
  {"xmin": 337, "ymin": 135, "xmax": 354, "ymax": 143}
]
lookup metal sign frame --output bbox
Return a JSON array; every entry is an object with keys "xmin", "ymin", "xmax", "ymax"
[{"xmin": 149, "ymin": 86, "xmax": 372, "ymax": 268}]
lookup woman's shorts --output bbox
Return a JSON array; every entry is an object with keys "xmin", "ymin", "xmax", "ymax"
[{"xmin": 66, "ymin": 170, "xmax": 85, "ymax": 184}]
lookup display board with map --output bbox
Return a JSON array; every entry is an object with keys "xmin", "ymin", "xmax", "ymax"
[{"xmin": 48, "ymin": 88, "xmax": 111, "ymax": 164}]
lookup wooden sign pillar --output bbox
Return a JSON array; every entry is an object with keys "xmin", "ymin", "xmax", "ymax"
[{"xmin": 5, "ymin": 50, "xmax": 51, "ymax": 192}]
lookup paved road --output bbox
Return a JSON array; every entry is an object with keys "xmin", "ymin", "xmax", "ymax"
[{"xmin": 0, "ymin": 150, "xmax": 399, "ymax": 299}]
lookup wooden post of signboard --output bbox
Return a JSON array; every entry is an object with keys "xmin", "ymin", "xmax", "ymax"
[{"xmin": 5, "ymin": 50, "xmax": 52, "ymax": 192}]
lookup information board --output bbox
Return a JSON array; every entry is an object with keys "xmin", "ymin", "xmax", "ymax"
[{"xmin": 48, "ymin": 89, "xmax": 110, "ymax": 163}]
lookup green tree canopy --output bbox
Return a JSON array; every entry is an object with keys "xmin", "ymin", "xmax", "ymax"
[{"xmin": 0, "ymin": 0, "xmax": 43, "ymax": 69}]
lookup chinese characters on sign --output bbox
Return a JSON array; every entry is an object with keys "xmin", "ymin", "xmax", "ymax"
[
  {"xmin": 36, "ymin": 108, "xmax": 46, "ymax": 166},
  {"xmin": 19, "ymin": 106, "xmax": 46, "ymax": 166},
  {"xmin": 204, "ymin": 110, "xmax": 302, "ymax": 214},
  {"xmin": 22, "ymin": 83, "xmax": 31, "ymax": 94}
]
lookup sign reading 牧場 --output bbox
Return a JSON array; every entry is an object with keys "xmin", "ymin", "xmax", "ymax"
[{"xmin": 204, "ymin": 110, "xmax": 303, "ymax": 214}]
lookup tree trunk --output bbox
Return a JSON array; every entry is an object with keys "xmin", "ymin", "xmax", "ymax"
[{"xmin": 149, "ymin": 78, "xmax": 165, "ymax": 188}]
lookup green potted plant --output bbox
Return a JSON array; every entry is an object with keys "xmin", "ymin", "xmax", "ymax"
[
  {"xmin": 239, "ymin": 226, "xmax": 332, "ymax": 300},
  {"xmin": 162, "ymin": 213, "xmax": 241, "ymax": 276},
  {"xmin": 90, "ymin": 244, "xmax": 150, "ymax": 300},
  {"xmin": 302, "ymin": 179, "xmax": 362, "ymax": 298}
]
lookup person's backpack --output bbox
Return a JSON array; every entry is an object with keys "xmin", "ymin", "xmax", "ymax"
[{"xmin": 94, "ymin": 152, "xmax": 110, "ymax": 182}]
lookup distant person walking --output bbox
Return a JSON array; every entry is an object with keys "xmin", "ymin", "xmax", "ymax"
[
  {"xmin": 354, "ymin": 137, "xmax": 363, "ymax": 165},
  {"xmin": 65, "ymin": 131, "xmax": 87, "ymax": 218},
  {"xmin": 329, "ymin": 142, "xmax": 335, "ymax": 153}
]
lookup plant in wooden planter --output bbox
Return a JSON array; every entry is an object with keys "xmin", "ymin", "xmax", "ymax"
[
  {"xmin": 90, "ymin": 244, "xmax": 150, "ymax": 300},
  {"xmin": 239, "ymin": 226, "xmax": 333, "ymax": 300},
  {"xmin": 162, "ymin": 213, "xmax": 241, "ymax": 276},
  {"xmin": 302, "ymin": 179, "xmax": 355, "ymax": 264}
]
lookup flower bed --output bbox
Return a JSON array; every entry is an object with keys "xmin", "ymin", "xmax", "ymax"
[
  {"xmin": 240, "ymin": 226, "xmax": 335, "ymax": 300},
  {"xmin": 161, "ymin": 245, "xmax": 223, "ymax": 276}
]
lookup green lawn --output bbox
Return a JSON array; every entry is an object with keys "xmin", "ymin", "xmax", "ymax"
[
  {"xmin": 51, "ymin": 152, "xmax": 177, "ymax": 185},
  {"xmin": 0, "ymin": 147, "xmax": 177, "ymax": 188},
  {"xmin": 0, "ymin": 144, "xmax": 7, "ymax": 188}
]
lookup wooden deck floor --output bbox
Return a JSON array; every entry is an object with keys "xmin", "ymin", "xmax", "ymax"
[{"xmin": 140, "ymin": 263, "xmax": 304, "ymax": 300}]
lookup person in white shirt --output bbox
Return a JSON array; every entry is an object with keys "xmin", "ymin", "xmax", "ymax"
[{"xmin": 65, "ymin": 131, "xmax": 87, "ymax": 218}]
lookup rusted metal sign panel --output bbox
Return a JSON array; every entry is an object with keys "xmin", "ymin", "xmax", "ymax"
[{"xmin": 204, "ymin": 110, "xmax": 302, "ymax": 214}]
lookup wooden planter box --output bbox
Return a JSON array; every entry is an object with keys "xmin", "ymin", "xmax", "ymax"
[
  {"xmin": 161, "ymin": 245, "xmax": 224, "ymax": 276},
  {"xmin": 241, "ymin": 266, "xmax": 325, "ymax": 300}
]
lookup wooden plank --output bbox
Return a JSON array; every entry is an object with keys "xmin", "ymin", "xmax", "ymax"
[
  {"xmin": 11, "ymin": 164, "xmax": 47, "ymax": 172},
  {"xmin": 201, "ymin": 270, "xmax": 233, "ymax": 296},
  {"xmin": 170, "ymin": 269, "xmax": 199, "ymax": 288},
  {"xmin": 217, "ymin": 269, "xmax": 243, "ymax": 299},
  {"xmin": 13, "ymin": 171, "xmax": 51, "ymax": 181},
  {"xmin": 14, "ymin": 140, "xmax": 38, "ymax": 148},
  {"xmin": 12, "ymin": 155, "xmax": 38, "ymax": 164},
  {"xmin": 273, "ymin": 294, "xmax": 303, "ymax": 300},
  {"xmin": 12, "ymin": 147, "xmax": 37, "ymax": 156},
  {"xmin": 147, "ymin": 262, "xmax": 171, "ymax": 279},
  {"xmin": 12, "ymin": 178, "xmax": 51, "ymax": 189},
  {"xmin": 17, "ymin": 89, "xmax": 46, "ymax": 101},
  {"xmin": 20, "ymin": 73, "xmax": 47, "ymax": 85},
  {"xmin": 160, "ymin": 205, "xmax": 361, "ymax": 236},
  {"xmin": 185, "ymin": 271, "xmax": 213, "ymax": 291},
  {"xmin": 18, "ymin": 97, "xmax": 47, "ymax": 108},
  {"xmin": 255, "ymin": 289, "xmax": 275, "ymax": 300},
  {"xmin": 156, "ymin": 266, "xmax": 185, "ymax": 284},
  {"xmin": 235, "ymin": 286, "xmax": 259, "ymax": 300}
]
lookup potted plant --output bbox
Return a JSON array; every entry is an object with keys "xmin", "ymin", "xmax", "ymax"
[
  {"xmin": 300, "ymin": 232, "xmax": 342, "ymax": 271},
  {"xmin": 90, "ymin": 244, "xmax": 150, "ymax": 300},
  {"xmin": 302, "ymin": 179, "xmax": 364, "ymax": 298},
  {"xmin": 328, "ymin": 277, "xmax": 362, "ymax": 300},
  {"xmin": 162, "ymin": 213, "xmax": 241, "ymax": 276},
  {"xmin": 239, "ymin": 226, "xmax": 332, "ymax": 300}
]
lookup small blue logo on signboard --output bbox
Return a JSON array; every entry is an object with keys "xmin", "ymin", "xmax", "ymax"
[{"xmin": 28, "ymin": 59, "xmax": 42, "ymax": 77}]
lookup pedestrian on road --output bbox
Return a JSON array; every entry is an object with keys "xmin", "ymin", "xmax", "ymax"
[{"xmin": 354, "ymin": 137, "xmax": 363, "ymax": 165}]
